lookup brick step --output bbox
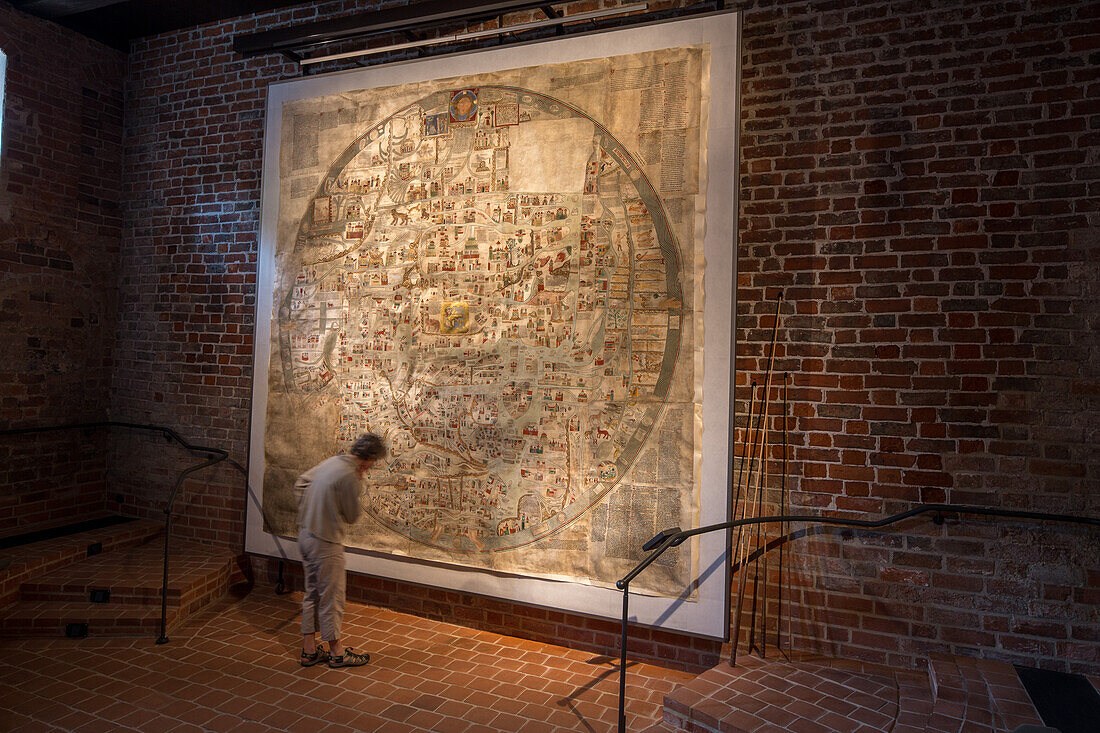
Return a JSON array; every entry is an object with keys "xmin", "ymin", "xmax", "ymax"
[
  {"xmin": 933, "ymin": 655, "xmax": 1048, "ymax": 733},
  {"xmin": 0, "ymin": 534, "xmax": 239, "ymax": 638},
  {"xmin": 895, "ymin": 669, "xmax": 935, "ymax": 731},
  {"xmin": 0, "ymin": 513, "xmax": 140, "ymax": 545},
  {"xmin": 18, "ymin": 536, "xmax": 236, "ymax": 609},
  {"xmin": 926, "ymin": 655, "xmax": 971, "ymax": 732},
  {"xmin": 0, "ymin": 599, "xmax": 181, "ymax": 638},
  {"xmin": 926, "ymin": 654, "xmax": 1037, "ymax": 732},
  {"xmin": 0, "ymin": 515, "xmax": 163, "ymax": 608},
  {"xmin": 659, "ymin": 652, "xmax": 1054, "ymax": 733},
  {"xmin": 662, "ymin": 651, "xmax": 911, "ymax": 732}
]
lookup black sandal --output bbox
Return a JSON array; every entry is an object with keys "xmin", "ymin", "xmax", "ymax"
[
  {"xmin": 300, "ymin": 647, "xmax": 331, "ymax": 667},
  {"xmin": 328, "ymin": 648, "xmax": 370, "ymax": 668}
]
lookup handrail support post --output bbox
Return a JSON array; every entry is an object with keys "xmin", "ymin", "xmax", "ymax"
[
  {"xmin": 157, "ymin": 510, "xmax": 171, "ymax": 645},
  {"xmin": 618, "ymin": 583, "xmax": 629, "ymax": 733}
]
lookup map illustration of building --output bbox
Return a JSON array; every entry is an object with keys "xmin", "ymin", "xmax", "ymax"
[{"xmin": 261, "ymin": 48, "xmax": 709, "ymax": 596}]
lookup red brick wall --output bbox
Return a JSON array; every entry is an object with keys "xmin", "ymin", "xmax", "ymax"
[
  {"xmin": 0, "ymin": 1, "xmax": 124, "ymax": 529},
  {"xmin": 17, "ymin": 0, "xmax": 1095, "ymax": 674},
  {"xmin": 106, "ymin": 2, "xmax": 317, "ymax": 544},
  {"xmin": 732, "ymin": 0, "xmax": 1100, "ymax": 674}
]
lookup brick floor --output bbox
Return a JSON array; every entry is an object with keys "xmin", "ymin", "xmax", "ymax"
[
  {"xmin": 0, "ymin": 519, "xmax": 1086, "ymax": 732},
  {"xmin": 0, "ymin": 587, "xmax": 694, "ymax": 732}
]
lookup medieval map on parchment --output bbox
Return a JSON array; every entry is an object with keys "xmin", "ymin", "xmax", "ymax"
[{"xmin": 262, "ymin": 46, "xmax": 710, "ymax": 597}]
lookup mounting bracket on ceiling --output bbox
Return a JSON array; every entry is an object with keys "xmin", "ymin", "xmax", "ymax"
[
  {"xmin": 233, "ymin": 0, "xmax": 724, "ymax": 71},
  {"xmin": 299, "ymin": 3, "xmax": 648, "ymax": 68}
]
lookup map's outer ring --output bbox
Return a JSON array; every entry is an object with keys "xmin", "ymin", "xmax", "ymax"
[{"xmin": 289, "ymin": 85, "xmax": 685, "ymax": 554}]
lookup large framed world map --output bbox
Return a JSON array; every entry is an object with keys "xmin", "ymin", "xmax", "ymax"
[{"xmin": 247, "ymin": 12, "xmax": 740, "ymax": 637}]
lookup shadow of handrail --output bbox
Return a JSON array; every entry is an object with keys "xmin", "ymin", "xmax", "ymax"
[{"xmin": 612, "ymin": 504, "xmax": 1100, "ymax": 733}]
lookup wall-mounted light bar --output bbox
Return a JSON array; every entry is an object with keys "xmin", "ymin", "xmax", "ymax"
[{"xmin": 298, "ymin": 3, "xmax": 649, "ymax": 67}]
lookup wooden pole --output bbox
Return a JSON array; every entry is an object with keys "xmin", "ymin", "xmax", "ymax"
[
  {"xmin": 778, "ymin": 374, "xmax": 787, "ymax": 651},
  {"xmin": 779, "ymin": 374, "xmax": 790, "ymax": 658},
  {"xmin": 732, "ymin": 292, "xmax": 783, "ymax": 664},
  {"xmin": 749, "ymin": 382, "xmax": 770, "ymax": 657},
  {"xmin": 729, "ymin": 382, "xmax": 760, "ymax": 666},
  {"xmin": 752, "ymin": 295, "xmax": 782, "ymax": 657},
  {"xmin": 730, "ymin": 381, "xmax": 760, "ymax": 666},
  {"xmin": 732, "ymin": 380, "xmax": 757, "ymax": 529}
]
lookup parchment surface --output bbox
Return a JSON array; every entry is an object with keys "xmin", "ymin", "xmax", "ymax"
[{"xmin": 262, "ymin": 45, "xmax": 711, "ymax": 597}]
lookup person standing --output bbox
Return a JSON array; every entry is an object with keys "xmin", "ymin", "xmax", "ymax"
[{"xmin": 295, "ymin": 433, "xmax": 385, "ymax": 668}]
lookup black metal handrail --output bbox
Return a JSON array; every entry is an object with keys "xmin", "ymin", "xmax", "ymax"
[
  {"xmin": 0, "ymin": 421, "xmax": 247, "ymax": 643},
  {"xmin": 613, "ymin": 504, "xmax": 1100, "ymax": 733}
]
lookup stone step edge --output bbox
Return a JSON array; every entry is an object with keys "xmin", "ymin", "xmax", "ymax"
[
  {"xmin": 662, "ymin": 704, "xmax": 717, "ymax": 733},
  {"xmin": 924, "ymin": 656, "xmax": 970, "ymax": 733}
]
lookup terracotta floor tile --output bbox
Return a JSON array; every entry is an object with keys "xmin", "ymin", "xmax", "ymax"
[
  {"xmin": 406, "ymin": 708, "xmax": 447, "ymax": 729},
  {"xmin": 384, "ymin": 685, "xmax": 423, "ymax": 706},
  {"xmin": 753, "ymin": 703, "xmax": 799, "ymax": 727},
  {"xmin": 0, "ymin": 579, "xmax": 1057, "ymax": 733}
]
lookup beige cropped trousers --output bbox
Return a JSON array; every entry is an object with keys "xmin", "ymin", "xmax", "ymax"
[{"xmin": 298, "ymin": 529, "xmax": 346, "ymax": 642}]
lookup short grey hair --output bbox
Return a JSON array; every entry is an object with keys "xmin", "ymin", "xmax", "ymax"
[{"xmin": 349, "ymin": 433, "xmax": 386, "ymax": 461}]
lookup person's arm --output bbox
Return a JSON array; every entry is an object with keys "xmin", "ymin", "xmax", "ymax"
[
  {"xmin": 335, "ymin": 473, "xmax": 363, "ymax": 525},
  {"xmin": 294, "ymin": 466, "xmax": 315, "ymax": 508}
]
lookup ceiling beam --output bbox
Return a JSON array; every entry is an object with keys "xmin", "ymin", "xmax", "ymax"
[
  {"xmin": 11, "ymin": 0, "xmax": 318, "ymax": 50},
  {"xmin": 10, "ymin": 0, "xmax": 125, "ymax": 18},
  {"xmin": 233, "ymin": 0, "xmax": 556, "ymax": 57}
]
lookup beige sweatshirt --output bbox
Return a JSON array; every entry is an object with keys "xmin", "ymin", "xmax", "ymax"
[{"xmin": 295, "ymin": 454, "xmax": 363, "ymax": 544}]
